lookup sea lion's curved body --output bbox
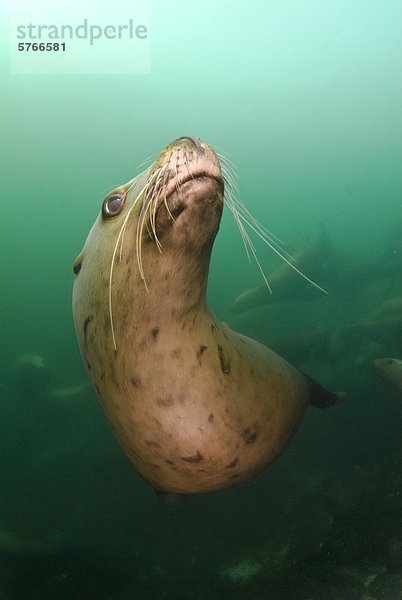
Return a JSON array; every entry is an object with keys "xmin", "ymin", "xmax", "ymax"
[{"xmin": 72, "ymin": 137, "xmax": 337, "ymax": 496}]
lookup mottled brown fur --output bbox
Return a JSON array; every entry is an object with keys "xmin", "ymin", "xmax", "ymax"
[{"xmin": 73, "ymin": 138, "xmax": 315, "ymax": 495}]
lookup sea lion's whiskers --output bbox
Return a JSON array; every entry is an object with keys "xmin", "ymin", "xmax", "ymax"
[
  {"xmin": 150, "ymin": 193, "xmax": 163, "ymax": 251},
  {"xmin": 219, "ymin": 155, "xmax": 240, "ymax": 182},
  {"xmin": 183, "ymin": 149, "xmax": 196, "ymax": 181},
  {"xmin": 233, "ymin": 196, "xmax": 288, "ymax": 250},
  {"xmin": 156, "ymin": 167, "xmax": 175, "ymax": 222},
  {"xmin": 229, "ymin": 196, "xmax": 294, "ymax": 260},
  {"xmin": 136, "ymin": 166, "xmax": 171, "ymax": 288},
  {"xmin": 109, "ymin": 169, "xmax": 162, "ymax": 350},
  {"xmin": 143, "ymin": 165, "xmax": 166, "ymax": 238},
  {"xmin": 221, "ymin": 168, "xmax": 294, "ymax": 262},
  {"xmin": 219, "ymin": 154, "xmax": 326, "ymax": 294},
  {"xmin": 224, "ymin": 192, "xmax": 271, "ymax": 290},
  {"xmin": 221, "ymin": 163, "xmax": 263, "ymax": 265},
  {"xmin": 215, "ymin": 147, "xmax": 236, "ymax": 161},
  {"xmin": 221, "ymin": 164, "xmax": 266, "ymax": 262},
  {"xmin": 225, "ymin": 193, "xmax": 252, "ymax": 263},
  {"xmin": 101, "ymin": 174, "xmax": 141, "ymax": 202},
  {"xmin": 236, "ymin": 210, "xmax": 328, "ymax": 294},
  {"xmin": 136, "ymin": 183, "xmax": 157, "ymax": 272},
  {"xmin": 118, "ymin": 174, "xmax": 144, "ymax": 261},
  {"xmin": 219, "ymin": 154, "xmax": 286, "ymax": 250},
  {"xmin": 221, "ymin": 170, "xmax": 238, "ymax": 198},
  {"xmin": 137, "ymin": 205, "xmax": 154, "ymax": 289},
  {"xmin": 136, "ymin": 205, "xmax": 148, "ymax": 286},
  {"xmin": 225, "ymin": 193, "xmax": 274, "ymax": 293},
  {"xmin": 147, "ymin": 180, "xmax": 159, "ymax": 242},
  {"xmin": 101, "ymin": 185, "xmax": 121, "ymax": 197},
  {"xmin": 162, "ymin": 185, "xmax": 175, "ymax": 222},
  {"xmin": 216, "ymin": 150, "xmax": 238, "ymax": 169},
  {"xmin": 162, "ymin": 157, "xmax": 184, "ymax": 217},
  {"xmin": 149, "ymin": 164, "xmax": 168, "ymax": 248},
  {"xmin": 241, "ymin": 225, "xmax": 273, "ymax": 294},
  {"xmin": 135, "ymin": 154, "xmax": 156, "ymax": 171},
  {"xmin": 143, "ymin": 189, "xmax": 161, "ymax": 251}
]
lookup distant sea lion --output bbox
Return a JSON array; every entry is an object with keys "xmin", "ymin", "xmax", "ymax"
[
  {"xmin": 45, "ymin": 382, "xmax": 90, "ymax": 401},
  {"xmin": 373, "ymin": 358, "xmax": 402, "ymax": 395},
  {"xmin": 368, "ymin": 297, "xmax": 402, "ymax": 321},
  {"xmin": 13, "ymin": 354, "xmax": 50, "ymax": 399},
  {"xmin": 343, "ymin": 315, "xmax": 402, "ymax": 349},
  {"xmin": 72, "ymin": 137, "xmax": 339, "ymax": 500},
  {"xmin": 231, "ymin": 239, "xmax": 402, "ymax": 315},
  {"xmin": 231, "ymin": 231, "xmax": 332, "ymax": 313}
]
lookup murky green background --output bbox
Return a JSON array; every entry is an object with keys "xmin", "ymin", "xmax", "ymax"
[{"xmin": 1, "ymin": 1, "xmax": 402, "ymax": 598}]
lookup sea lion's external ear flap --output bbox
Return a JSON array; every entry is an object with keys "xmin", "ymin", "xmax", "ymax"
[{"xmin": 73, "ymin": 253, "xmax": 83, "ymax": 275}]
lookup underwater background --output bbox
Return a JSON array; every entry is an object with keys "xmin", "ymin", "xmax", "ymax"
[{"xmin": 1, "ymin": 0, "xmax": 402, "ymax": 598}]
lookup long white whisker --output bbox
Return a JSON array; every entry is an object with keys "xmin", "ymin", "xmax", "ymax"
[
  {"xmin": 219, "ymin": 150, "xmax": 327, "ymax": 295},
  {"xmin": 109, "ymin": 169, "xmax": 161, "ymax": 350},
  {"xmin": 135, "ymin": 166, "xmax": 170, "ymax": 288},
  {"xmin": 135, "ymin": 154, "xmax": 155, "ymax": 170},
  {"xmin": 222, "ymin": 172, "xmax": 294, "ymax": 261},
  {"xmin": 229, "ymin": 199, "xmax": 294, "ymax": 261},
  {"xmin": 225, "ymin": 194, "xmax": 252, "ymax": 262},
  {"xmin": 225, "ymin": 196, "xmax": 273, "ymax": 293},
  {"xmin": 246, "ymin": 235, "xmax": 273, "ymax": 294},
  {"xmin": 220, "ymin": 158, "xmax": 287, "ymax": 251},
  {"xmin": 230, "ymin": 194, "xmax": 287, "ymax": 249},
  {"xmin": 119, "ymin": 174, "xmax": 143, "ymax": 260},
  {"xmin": 220, "ymin": 159, "xmax": 240, "ymax": 182},
  {"xmin": 149, "ymin": 165, "xmax": 168, "ymax": 249},
  {"xmin": 236, "ymin": 211, "xmax": 328, "ymax": 294}
]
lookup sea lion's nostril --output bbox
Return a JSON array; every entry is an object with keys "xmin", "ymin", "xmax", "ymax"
[{"xmin": 176, "ymin": 136, "xmax": 203, "ymax": 149}]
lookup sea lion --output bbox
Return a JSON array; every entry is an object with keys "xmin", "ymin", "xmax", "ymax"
[
  {"xmin": 45, "ymin": 382, "xmax": 90, "ymax": 401},
  {"xmin": 368, "ymin": 296, "xmax": 402, "ymax": 321},
  {"xmin": 373, "ymin": 358, "xmax": 402, "ymax": 395},
  {"xmin": 72, "ymin": 137, "xmax": 339, "ymax": 499},
  {"xmin": 231, "ymin": 231, "xmax": 332, "ymax": 313},
  {"xmin": 13, "ymin": 354, "xmax": 50, "ymax": 400},
  {"xmin": 231, "ymin": 238, "xmax": 402, "ymax": 315},
  {"xmin": 343, "ymin": 315, "xmax": 402, "ymax": 349}
]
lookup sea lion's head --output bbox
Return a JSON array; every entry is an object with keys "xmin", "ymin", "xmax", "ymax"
[
  {"xmin": 373, "ymin": 357, "xmax": 402, "ymax": 377},
  {"xmin": 73, "ymin": 137, "xmax": 225, "ymax": 350},
  {"xmin": 373, "ymin": 357, "xmax": 402, "ymax": 395},
  {"xmin": 114, "ymin": 136, "xmax": 223, "ymax": 247}
]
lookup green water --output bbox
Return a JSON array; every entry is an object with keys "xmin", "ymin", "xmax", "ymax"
[{"xmin": 1, "ymin": 0, "xmax": 402, "ymax": 598}]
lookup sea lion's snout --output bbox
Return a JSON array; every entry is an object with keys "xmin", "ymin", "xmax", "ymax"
[
  {"xmin": 150, "ymin": 137, "xmax": 224, "ymax": 237},
  {"xmin": 373, "ymin": 357, "xmax": 395, "ymax": 375},
  {"xmin": 160, "ymin": 136, "xmax": 223, "ymax": 191},
  {"xmin": 175, "ymin": 135, "xmax": 203, "ymax": 150}
]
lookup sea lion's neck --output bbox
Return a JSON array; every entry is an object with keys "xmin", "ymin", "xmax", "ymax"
[{"xmin": 135, "ymin": 249, "xmax": 211, "ymax": 324}]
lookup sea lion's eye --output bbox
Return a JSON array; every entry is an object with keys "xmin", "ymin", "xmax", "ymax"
[{"xmin": 102, "ymin": 194, "xmax": 125, "ymax": 219}]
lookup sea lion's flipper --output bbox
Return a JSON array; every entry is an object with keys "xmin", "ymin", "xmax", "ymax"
[
  {"xmin": 302, "ymin": 373, "xmax": 344, "ymax": 409},
  {"xmin": 154, "ymin": 489, "xmax": 189, "ymax": 505}
]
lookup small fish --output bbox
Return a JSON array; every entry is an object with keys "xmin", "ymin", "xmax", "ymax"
[{"xmin": 373, "ymin": 358, "xmax": 402, "ymax": 395}]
